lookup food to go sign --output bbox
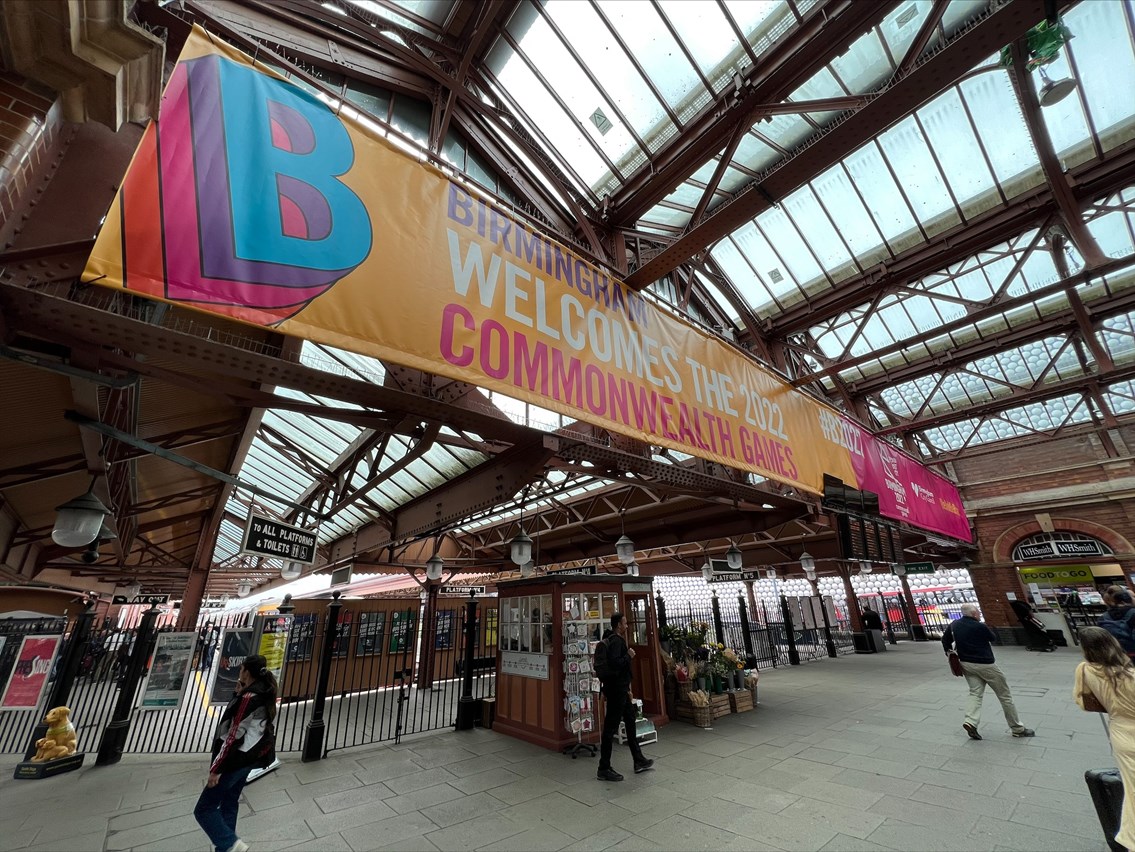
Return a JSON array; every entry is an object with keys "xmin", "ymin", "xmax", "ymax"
[{"xmin": 1017, "ymin": 566, "xmax": 1094, "ymax": 585}]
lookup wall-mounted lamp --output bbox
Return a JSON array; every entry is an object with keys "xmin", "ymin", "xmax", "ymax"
[
  {"xmin": 701, "ymin": 562, "xmax": 714, "ymax": 583},
  {"xmin": 892, "ymin": 563, "xmax": 907, "ymax": 577},
  {"xmin": 426, "ymin": 554, "xmax": 444, "ymax": 581},
  {"xmin": 859, "ymin": 560, "xmax": 873, "ymax": 575},
  {"xmin": 799, "ymin": 551, "xmax": 815, "ymax": 573},
  {"xmin": 237, "ymin": 581, "xmax": 252, "ymax": 598},
  {"xmin": 725, "ymin": 542, "xmax": 743, "ymax": 571},
  {"xmin": 764, "ymin": 568, "xmax": 777, "ymax": 580},
  {"xmin": 52, "ymin": 482, "xmax": 111, "ymax": 548},
  {"xmin": 627, "ymin": 561, "xmax": 640, "ymax": 577}
]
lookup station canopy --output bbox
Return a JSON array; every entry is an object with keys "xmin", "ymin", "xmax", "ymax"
[{"xmin": 119, "ymin": 0, "xmax": 1135, "ymax": 594}]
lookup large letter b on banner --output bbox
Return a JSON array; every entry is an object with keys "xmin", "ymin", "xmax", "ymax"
[{"xmin": 215, "ymin": 59, "xmax": 371, "ymax": 272}]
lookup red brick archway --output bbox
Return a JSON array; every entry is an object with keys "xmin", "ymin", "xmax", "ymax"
[{"xmin": 993, "ymin": 519, "xmax": 1133, "ymax": 564}]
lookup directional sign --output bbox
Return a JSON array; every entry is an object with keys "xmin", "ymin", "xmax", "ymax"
[
  {"xmin": 547, "ymin": 565, "xmax": 597, "ymax": 576},
  {"xmin": 903, "ymin": 561, "xmax": 936, "ymax": 575},
  {"xmin": 240, "ymin": 513, "xmax": 317, "ymax": 564},
  {"xmin": 112, "ymin": 594, "xmax": 170, "ymax": 605},
  {"xmin": 707, "ymin": 570, "xmax": 762, "ymax": 584},
  {"xmin": 440, "ymin": 585, "xmax": 487, "ymax": 596}
]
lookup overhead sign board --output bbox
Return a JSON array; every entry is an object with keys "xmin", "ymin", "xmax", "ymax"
[
  {"xmin": 112, "ymin": 593, "xmax": 170, "ymax": 605},
  {"xmin": 240, "ymin": 513, "xmax": 317, "ymax": 564},
  {"xmin": 903, "ymin": 562, "xmax": 935, "ymax": 575},
  {"xmin": 1016, "ymin": 540, "xmax": 1104, "ymax": 560},
  {"xmin": 707, "ymin": 570, "xmax": 762, "ymax": 584},
  {"xmin": 547, "ymin": 565, "xmax": 597, "ymax": 576},
  {"xmin": 82, "ymin": 26, "xmax": 971, "ymax": 544},
  {"xmin": 440, "ymin": 585, "xmax": 486, "ymax": 596},
  {"xmin": 1018, "ymin": 565, "xmax": 1095, "ymax": 585}
]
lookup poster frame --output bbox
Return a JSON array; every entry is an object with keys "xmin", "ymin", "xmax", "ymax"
[
  {"xmin": 0, "ymin": 635, "xmax": 62, "ymax": 711},
  {"xmin": 139, "ymin": 631, "xmax": 197, "ymax": 710}
]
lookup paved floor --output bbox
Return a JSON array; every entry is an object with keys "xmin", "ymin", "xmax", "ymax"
[{"xmin": 0, "ymin": 641, "xmax": 1115, "ymax": 852}]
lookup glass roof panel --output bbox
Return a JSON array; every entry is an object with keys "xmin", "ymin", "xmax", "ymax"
[
  {"xmin": 844, "ymin": 144, "xmax": 920, "ymax": 248},
  {"xmin": 656, "ymin": 0, "xmax": 742, "ymax": 93},
  {"xmin": 601, "ymin": 1, "xmax": 708, "ymax": 114},
  {"xmin": 958, "ymin": 70, "xmax": 1042, "ymax": 196},
  {"xmin": 781, "ymin": 186, "xmax": 857, "ymax": 281},
  {"xmin": 1065, "ymin": 0, "xmax": 1135, "ymax": 150},
  {"xmin": 919, "ymin": 88, "xmax": 1000, "ymax": 219},
  {"xmin": 492, "ymin": 45, "xmax": 610, "ymax": 189},
  {"xmin": 1106, "ymin": 380, "xmax": 1135, "ymax": 415},
  {"xmin": 828, "ymin": 27, "xmax": 890, "ymax": 94},
  {"xmin": 752, "ymin": 206, "xmax": 825, "ymax": 292},
  {"xmin": 876, "ymin": 118, "xmax": 961, "ymax": 234}
]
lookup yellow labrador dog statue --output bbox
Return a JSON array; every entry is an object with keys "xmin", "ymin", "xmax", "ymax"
[{"xmin": 32, "ymin": 706, "xmax": 77, "ymax": 761}]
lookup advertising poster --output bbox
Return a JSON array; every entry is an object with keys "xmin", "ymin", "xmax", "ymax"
[
  {"xmin": 286, "ymin": 614, "xmax": 316, "ymax": 662},
  {"xmin": 140, "ymin": 631, "xmax": 196, "ymax": 710},
  {"xmin": 209, "ymin": 628, "xmax": 253, "ymax": 705},
  {"xmin": 355, "ymin": 611, "xmax": 385, "ymax": 656},
  {"xmin": 333, "ymin": 610, "xmax": 353, "ymax": 658},
  {"xmin": 389, "ymin": 611, "xmax": 415, "ymax": 654},
  {"xmin": 82, "ymin": 26, "xmax": 970, "ymax": 543},
  {"xmin": 435, "ymin": 610, "xmax": 456, "ymax": 650},
  {"xmin": 0, "ymin": 635, "xmax": 61, "ymax": 711},
  {"xmin": 256, "ymin": 615, "xmax": 293, "ymax": 685}
]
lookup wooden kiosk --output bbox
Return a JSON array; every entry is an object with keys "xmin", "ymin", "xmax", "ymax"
[{"xmin": 492, "ymin": 573, "xmax": 667, "ymax": 751}]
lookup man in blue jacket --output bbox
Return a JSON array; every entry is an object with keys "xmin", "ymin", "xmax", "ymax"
[{"xmin": 943, "ymin": 604, "xmax": 1035, "ymax": 741}]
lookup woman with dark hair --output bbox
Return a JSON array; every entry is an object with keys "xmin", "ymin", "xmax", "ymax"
[
  {"xmin": 194, "ymin": 654, "xmax": 277, "ymax": 852},
  {"xmin": 1076, "ymin": 626, "xmax": 1135, "ymax": 850}
]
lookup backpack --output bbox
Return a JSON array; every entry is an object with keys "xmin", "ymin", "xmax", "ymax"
[
  {"xmin": 1099, "ymin": 610, "xmax": 1135, "ymax": 654},
  {"xmin": 593, "ymin": 638, "xmax": 611, "ymax": 683}
]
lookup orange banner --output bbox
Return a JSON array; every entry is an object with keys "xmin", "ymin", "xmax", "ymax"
[{"xmin": 82, "ymin": 26, "xmax": 971, "ymax": 541}]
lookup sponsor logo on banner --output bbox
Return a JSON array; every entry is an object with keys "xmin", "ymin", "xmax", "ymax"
[{"xmin": 83, "ymin": 26, "xmax": 970, "ymax": 544}]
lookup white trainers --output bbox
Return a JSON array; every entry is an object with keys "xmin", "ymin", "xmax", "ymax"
[{"xmin": 226, "ymin": 840, "xmax": 249, "ymax": 852}]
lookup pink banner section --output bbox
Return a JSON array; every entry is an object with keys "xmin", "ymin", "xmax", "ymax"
[{"xmin": 843, "ymin": 419, "xmax": 971, "ymax": 542}]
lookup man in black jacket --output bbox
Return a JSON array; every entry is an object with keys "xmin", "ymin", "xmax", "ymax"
[
  {"xmin": 943, "ymin": 604, "xmax": 1035, "ymax": 741},
  {"xmin": 597, "ymin": 613, "xmax": 653, "ymax": 782}
]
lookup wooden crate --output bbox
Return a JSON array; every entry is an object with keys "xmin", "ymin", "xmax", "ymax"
[
  {"xmin": 675, "ymin": 703, "xmax": 713, "ymax": 728},
  {"xmin": 708, "ymin": 693, "xmax": 731, "ymax": 719},
  {"xmin": 728, "ymin": 690, "xmax": 754, "ymax": 713}
]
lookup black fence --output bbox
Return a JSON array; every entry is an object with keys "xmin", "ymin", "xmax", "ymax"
[{"xmin": 0, "ymin": 597, "xmax": 497, "ymax": 760}]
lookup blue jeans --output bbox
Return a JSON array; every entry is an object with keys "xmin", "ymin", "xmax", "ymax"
[{"xmin": 194, "ymin": 766, "xmax": 252, "ymax": 852}]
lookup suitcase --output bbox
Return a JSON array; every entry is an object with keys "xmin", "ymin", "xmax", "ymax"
[{"xmin": 1084, "ymin": 768, "xmax": 1126, "ymax": 852}]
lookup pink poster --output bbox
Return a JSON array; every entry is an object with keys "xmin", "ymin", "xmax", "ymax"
[
  {"xmin": 1, "ymin": 635, "xmax": 61, "ymax": 710},
  {"xmin": 843, "ymin": 418, "xmax": 971, "ymax": 542}
]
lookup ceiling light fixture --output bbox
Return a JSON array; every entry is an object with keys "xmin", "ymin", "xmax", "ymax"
[
  {"xmin": 52, "ymin": 480, "xmax": 111, "ymax": 548},
  {"xmin": 1038, "ymin": 66, "xmax": 1076, "ymax": 106},
  {"xmin": 725, "ymin": 542, "xmax": 743, "ymax": 571}
]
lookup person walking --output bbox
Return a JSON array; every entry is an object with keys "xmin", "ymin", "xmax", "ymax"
[
  {"xmin": 1099, "ymin": 591, "xmax": 1135, "ymax": 662},
  {"xmin": 1074, "ymin": 626, "xmax": 1135, "ymax": 850},
  {"xmin": 194, "ymin": 654, "xmax": 277, "ymax": 852},
  {"xmin": 595, "ymin": 613, "xmax": 653, "ymax": 782},
  {"xmin": 943, "ymin": 603, "xmax": 1035, "ymax": 740}
]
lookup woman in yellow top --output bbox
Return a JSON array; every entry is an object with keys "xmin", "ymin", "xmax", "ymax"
[{"xmin": 1075, "ymin": 626, "xmax": 1135, "ymax": 850}]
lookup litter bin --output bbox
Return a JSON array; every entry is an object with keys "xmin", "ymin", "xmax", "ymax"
[
  {"xmin": 867, "ymin": 629, "xmax": 887, "ymax": 652},
  {"xmin": 852, "ymin": 632, "xmax": 876, "ymax": 654}
]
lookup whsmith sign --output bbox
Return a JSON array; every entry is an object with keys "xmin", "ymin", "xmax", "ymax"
[
  {"xmin": 240, "ymin": 514, "xmax": 317, "ymax": 564},
  {"xmin": 1016, "ymin": 540, "xmax": 1105, "ymax": 560}
]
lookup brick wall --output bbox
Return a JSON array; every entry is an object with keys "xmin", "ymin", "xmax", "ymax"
[
  {"xmin": 950, "ymin": 428, "xmax": 1135, "ymax": 628},
  {"xmin": 0, "ymin": 71, "xmax": 63, "ymax": 245}
]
